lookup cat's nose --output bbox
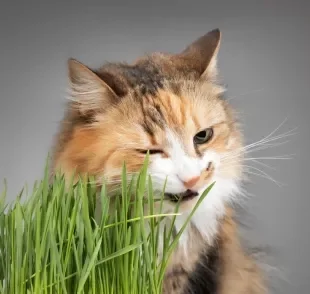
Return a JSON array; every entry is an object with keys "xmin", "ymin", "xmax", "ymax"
[{"xmin": 182, "ymin": 176, "xmax": 200, "ymax": 189}]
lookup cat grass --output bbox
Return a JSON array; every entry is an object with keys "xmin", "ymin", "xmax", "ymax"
[{"xmin": 0, "ymin": 156, "xmax": 214, "ymax": 294}]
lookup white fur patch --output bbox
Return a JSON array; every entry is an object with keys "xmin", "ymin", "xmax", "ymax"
[
  {"xmin": 175, "ymin": 177, "xmax": 240, "ymax": 249},
  {"xmin": 148, "ymin": 130, "xmax": 206, "ymax": 193},
  {"xmin": 147, "ymin": 129, "xmax": 241, "ymax": 250}
]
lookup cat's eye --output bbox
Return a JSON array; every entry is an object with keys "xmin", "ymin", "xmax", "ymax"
[
  {"xmin": 136, "ymin": 149, "xmax": 164, "ymax": 155},
  {"xmin": 193, "ymin": 128, "xmax": 214, "ymax": 145}
]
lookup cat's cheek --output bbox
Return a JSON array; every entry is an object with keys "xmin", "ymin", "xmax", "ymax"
[
  {"xmin": 148, "ymin": 157, "xmax": 184, "ymax": 194},
  {"xmin": 149, "ymin": 156, "xmax": 176, "ymax": 175}
]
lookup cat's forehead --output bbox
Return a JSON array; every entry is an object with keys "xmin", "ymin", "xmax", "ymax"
[
  {"xmin": 95, "ymin": 56, "xmax": 168, "ymax": 97},
  {"xmin": 117, "ymin": 85, "xmax": 227, "ymax": 137},
  {"xmin": 96, "ymin": 56, "xmax": 227, "ymax": 137}
]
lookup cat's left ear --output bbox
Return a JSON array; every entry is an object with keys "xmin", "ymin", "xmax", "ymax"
[
  {"xmin": 179, "ymin": 29, "xmax": 221, "ymax": 80},
  {"xmin": 68, "ymin": 58, "xmax": 119, "ymax": 115}
]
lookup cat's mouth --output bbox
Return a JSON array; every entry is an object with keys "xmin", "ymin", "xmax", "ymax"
[{"xmin": 165, "ymin": 189, "xmax": 199, "ymax": 202}]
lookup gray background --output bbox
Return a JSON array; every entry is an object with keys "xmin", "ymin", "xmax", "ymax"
[{"xmin": 0, "ymin": 0, "xmax": 309, "ymax": 293}]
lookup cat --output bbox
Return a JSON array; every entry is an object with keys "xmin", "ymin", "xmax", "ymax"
[{"xmin": 51, "ymin": 29, "xmax": 266, "ymax": 293}]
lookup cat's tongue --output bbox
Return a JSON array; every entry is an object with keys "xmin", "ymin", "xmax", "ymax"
[{"xmin": 165, "ymin": 189, "xmax": 199, "ymax": 202}]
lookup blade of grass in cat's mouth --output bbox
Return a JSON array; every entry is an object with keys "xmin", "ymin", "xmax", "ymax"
[{"xmin": 165, "ymin": 189, "xmax": 199, "ymax": 202}]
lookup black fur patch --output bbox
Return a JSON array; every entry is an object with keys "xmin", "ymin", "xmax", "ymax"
[
  {"xmin": 122, "ymin": 63, "xmax": 164, "ymax": 95},
  {"xmin": 96, "ymin": 61, "xmax": 165, "ymax": 97},
  {"xmin": 184, "ymin": 240, "xmax": 221, "ymax": 294}
]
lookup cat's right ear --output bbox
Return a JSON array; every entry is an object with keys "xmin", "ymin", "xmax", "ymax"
[
  {"xmin": 68, "ymin": 58, "xmax": 118, "ymax": 115},
  {"xmin": 177, "ymin": 29, "xmax": 221, "ymax": 81}
]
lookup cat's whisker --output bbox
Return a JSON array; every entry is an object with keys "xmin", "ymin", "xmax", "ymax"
[
  {"xmin": 220, "ymin": 135, "xmax": 295, "ymax": 163},
  {"xmin": 241, "ymin": 117, "xmax": 291, "ymax": 149},
  {"xmin": 220, "ymin": 158, "xmax": 275, "ymax": 170},
  {"xmin": 244, "ymin": 155, "xmax": 294, "ymax": 161},
  {"xmin": 244, "ymin": 140, "xmax": 292, "ymax": 153},
  {"xmin": 256, "ymin": 117, "xmax": 290, "ymax": 140},
  {"xmin": 219, "ymin": 165, "xmax": 283, "ymax": 187},
  {"xmin": 242, "ymin": 131, "xmax": 296, "ymax": 153},
  {"xmin": 222, "ymin": 154, "xmax": 294, "ymax": 165},
  {"xmin": 243, "ymin": 170, "xmax": 283, "ymax": 187},
  {"xmin": 226, "ymin": 137, "xmax": 293, "ymax": 160},
  {"xmin": 221, "ymin": 122, "xmax": 296, "ymax": 161},
  {"xmin": 245, "ymin": 127, "xmax": 296, "ymax": 149},
  {"xmin": 244, "ymin": 159, "xmax": 275, "ymax": 170},
  {"xmin": 242, "ymin": 165, "xmax": 282, "ymax": 185}
]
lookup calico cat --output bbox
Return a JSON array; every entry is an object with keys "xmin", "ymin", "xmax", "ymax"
[{"xmin": 51, "ymin": 29, "xmax": 266, "ymax": 293}]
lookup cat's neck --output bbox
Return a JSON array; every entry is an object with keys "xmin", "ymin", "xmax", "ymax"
[{"xmin": 176, "ymin": 176, "xmax": 241, "ymax": 250}]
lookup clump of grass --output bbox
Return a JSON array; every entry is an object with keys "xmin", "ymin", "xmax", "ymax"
[{"xmin": 0, "ymin": 156, "xmax": 214, "ymax": 294}]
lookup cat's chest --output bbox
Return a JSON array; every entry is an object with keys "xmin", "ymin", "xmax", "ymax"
[{"xmin": 162, "ymin": 236, "xmax": 221, "ymax": 294}]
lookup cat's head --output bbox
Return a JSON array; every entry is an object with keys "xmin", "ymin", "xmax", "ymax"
[{"xmin": 52, "ymin": 29, "xmax": 243, "ymax": 214}]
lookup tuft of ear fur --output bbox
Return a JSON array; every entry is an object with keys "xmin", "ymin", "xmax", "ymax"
[
  {"xmin": 68, "ymin": 58, "xmax": 118, "ymax": 115},
  {"xmin": 179, "ymin": 29, "xmax": 221, "ymax": 80}
]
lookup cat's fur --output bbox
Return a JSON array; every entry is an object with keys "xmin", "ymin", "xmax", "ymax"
[{"xmin": 51, "ymin": 29, "xmax": 266, "ymax": 293}]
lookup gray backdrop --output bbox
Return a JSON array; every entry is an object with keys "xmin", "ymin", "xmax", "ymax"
[{"xmin": 0, "ymin": 1, "xmax": 309, "ymax": 293}]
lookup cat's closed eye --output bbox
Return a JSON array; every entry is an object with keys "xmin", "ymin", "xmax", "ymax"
[
  {"xmin": 136, "ymin": 149, "xmax": 164, "ymax": 155},
  {"xmin": 193, "ymin": 128, "xmax": 214, "ymax": 145}
]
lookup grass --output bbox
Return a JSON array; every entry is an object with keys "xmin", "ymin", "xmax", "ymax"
[{"xmin": 0, "ymin": 155, "xmax": 214, "ymax": 294}]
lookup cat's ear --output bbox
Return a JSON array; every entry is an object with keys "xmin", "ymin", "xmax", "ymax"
[
  {"xmin": 179, "ymin": 29, "xmax": 221, "ymax": 80},
  {"xmin": 68, "ymin": 58, "xmax": 118, "ymax": 115}
]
